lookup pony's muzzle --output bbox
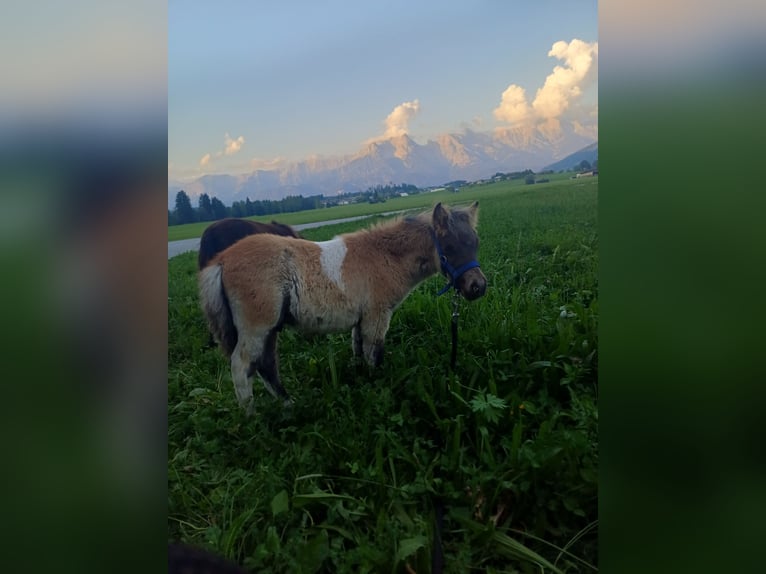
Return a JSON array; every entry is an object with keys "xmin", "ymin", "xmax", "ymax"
[{"xmin": 459, "ymin": 268, "xmax": 487, "ymax": 301}]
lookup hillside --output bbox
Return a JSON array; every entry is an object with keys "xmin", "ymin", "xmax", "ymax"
[{"xmin": 543, "ymin": 141, "xmax": 598, "ymax": 172}]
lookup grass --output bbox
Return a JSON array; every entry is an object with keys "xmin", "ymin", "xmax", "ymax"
[
  {"xmin": 168, "ymin": 172, "xmax": 576, "ymax": 241},
  {"xmin": 168, "ymin": 176, "xmax": 598, "ymax": 573}
]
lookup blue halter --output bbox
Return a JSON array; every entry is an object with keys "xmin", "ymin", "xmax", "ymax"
[{"xmin": 431, "ymin": 229, "xmax": 481, "ymax": 296}]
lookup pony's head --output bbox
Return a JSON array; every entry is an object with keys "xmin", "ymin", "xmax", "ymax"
[{"xmin": 432, "ymin": 201, "xmax": 487, "ymax": 301}]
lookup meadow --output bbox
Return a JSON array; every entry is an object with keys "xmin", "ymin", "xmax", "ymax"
[
  {"xmin": 167, "ymin": 173, "xmax": 575, "ymax": 241},
  {"xmin": 168, "ymin": 177, "xmax": 598, "ymax": 573}
]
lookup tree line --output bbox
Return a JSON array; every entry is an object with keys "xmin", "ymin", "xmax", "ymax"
[
  {"xmin": 359, "ymin": 183, "xmax": 420, "ymax": 204},
  {"xmin": 169, "ymin": 190, "xmax": 323, "ymax": 226}
]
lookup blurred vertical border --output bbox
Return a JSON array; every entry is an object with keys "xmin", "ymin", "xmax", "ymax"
[
  {"xmin": 3, "ymin": 1, "xmax": 765, "ymax": 572},
  {"xmin": 0, "ymin": 2, "xmax": 166, "ymax": 573},
  {"xmin": 600, "ymin": 1, "xmax": 766, "ymax": 572}
]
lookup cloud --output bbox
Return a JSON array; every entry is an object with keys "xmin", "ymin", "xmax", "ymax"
[
  {"xmin": 362, "ymin": 99, "xmax": 421, "ymax": 144},
  {"xmin": 363, "ymin": 99, "xmax": 422, "ymax": 145},
  {"xmin": 572, "ymin": 120, "xmax": 598, "ymax": 140},
  {"xmin": 532, "ymin": 39, "xmax": 598, "ymax": 120},
  {"xmin": 494, "ymin": 39, "xmax": 598, "ymax": 133},
  {"xmin": 383, "ymin": 99, "xmax": 420, "ymax": 139},
  {"xmin": 249, "ymin": 156, "xmax": 287, "ymax": 170},
  {"xmin": 494, "ymin": 84, "xmax": 532, "ymax": 125},
  {"xmin": 459, "ymin": 116, "xmax": 485, "ymax": 131},
  {"xmin": 224, "ymin": 133, "xmax": 245, "ymax": 155},
  {"xmin": 197, "ymin": 133, "xmax": 246, "ymax": 171}
]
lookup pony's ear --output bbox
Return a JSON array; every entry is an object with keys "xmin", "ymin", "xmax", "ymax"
[
  {"xmin": 467, "ymin": 201, "xmax": 479, "ymax": 226},
  {"xmin": 433, "ymin": 202, "xmax": 449, "ymax": 231}
]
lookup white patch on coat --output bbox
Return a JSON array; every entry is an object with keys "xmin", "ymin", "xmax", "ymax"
[{"xmin": 318, "ymin": 237, "xmax": 347, "ymax": 289}]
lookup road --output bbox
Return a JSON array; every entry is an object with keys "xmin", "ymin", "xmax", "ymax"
[{"xmin": 168, "ymin": 212, "xmax": 404, "ymax": 259}]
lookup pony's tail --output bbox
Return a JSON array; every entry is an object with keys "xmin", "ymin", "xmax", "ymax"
[{"xmin": 198, "ymin": 264, "xmax": 238, "ymax": 357}]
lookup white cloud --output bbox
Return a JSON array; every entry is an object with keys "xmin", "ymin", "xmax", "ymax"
[
  {"xmin": 494, "ymin": 39, "xmax": 598, "ymax": 135},
  {"xmin": 572, "ymin": 118, "xmax": 599, "ymax": 140},
  {"xmin": 493, "ymin": 84, "xmax": 532, "ymax": 125},
  {"xmin": 249, "ymin": 156, "xmax": 287, "ymax": 170},
  {"xmin": 196, "ymin": 132, "xmax": 246, "ymax": 172},
  {"xmin": 364, "ymin": 100, "xmax": 421, "ymax": 144},
  {"xmin": 532, "ymin": 39, "xmax": 598, "ymax": 121},
  {"xmin": 363, "ymin": 99, "xmax": 422, "ymax": 145},
  {"xmin": 383, "ymin": 99, "xmax": 420, "ymax": 139},
  {"xmin": 224, "ymin": 133, "xmax": 245, "ymax": 155}
]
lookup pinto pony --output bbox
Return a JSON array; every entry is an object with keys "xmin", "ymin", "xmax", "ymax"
[
  {"xmin": 199, "ymin": 202, "xmax": 486, "ymax": 415},
  {"xmin": 197, "ymin": 218, "xmax": 301, "ymax": 270}
]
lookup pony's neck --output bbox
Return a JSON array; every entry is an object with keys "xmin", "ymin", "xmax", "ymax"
[{"xmin": 372, "ymin": 215, "xmax": 439, "ymax": 284}]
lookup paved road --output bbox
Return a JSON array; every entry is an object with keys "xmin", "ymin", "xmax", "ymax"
[{"xmin": 168, "ymin": 212, "xmax": 404, "ymax": 259}]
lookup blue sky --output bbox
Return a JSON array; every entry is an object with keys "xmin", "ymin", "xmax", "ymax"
[{"xmin": 169, "ymin": 1, "xmax": 598, "ymax": 181}]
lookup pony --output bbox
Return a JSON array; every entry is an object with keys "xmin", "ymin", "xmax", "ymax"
[
  {"xmin": 198, "ymin": 202, "xmax": 486, "ymax": 415},
  {"xmin": 197, "ymin": 218, "xmax": 301, "ymax": 270}
]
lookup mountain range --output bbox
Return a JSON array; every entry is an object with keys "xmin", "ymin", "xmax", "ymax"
[
  {"xmin": 169, "ymin": 124, "xmax": 597, "ymax": 208},
  {"xmin": 542, "ymin": 141, "xmax": 598, "ymax": 172}
]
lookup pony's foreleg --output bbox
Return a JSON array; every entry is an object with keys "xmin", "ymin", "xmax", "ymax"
[{"xmin": 358, "ymin": 310, "xmax": 392, "ymax": 368}]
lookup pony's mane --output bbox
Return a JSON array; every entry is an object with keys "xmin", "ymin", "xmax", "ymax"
[
  {"xmin": 339, "ymin": 209, "xmax": 433, "ymax": 260},
  {"xmin": 356, "ymin": 203, "xmax": 476, "ymax": 235},
  {"xmin": 347, "ymin": 209, "xmax": 431, "ymax": 237}
]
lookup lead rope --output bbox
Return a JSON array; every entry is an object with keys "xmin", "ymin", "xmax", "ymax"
[
  {"xmin": 432, "ymin": 292, "xmax": 461, "ymax": 574},
  {"xmin": 430, "ymin": 226, "xmax": 479, "ymax": 573},
  {"xmin": 450, "ymin": 290, "xmax": 460, "ymax": 372}
]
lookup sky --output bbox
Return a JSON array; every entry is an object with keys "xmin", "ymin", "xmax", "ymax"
[{"xmin": 169, "ymin": 1, "xmax": 598, "ymax": 182}]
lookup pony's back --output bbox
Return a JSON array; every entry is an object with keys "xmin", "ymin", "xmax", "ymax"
[{"xmin": 197, "ymin": 218, "xmax": 300, "ymax": 269}]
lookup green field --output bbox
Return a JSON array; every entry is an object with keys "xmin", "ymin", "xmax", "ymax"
[
  {"xmin": 168, "ymin": 177, "xmax": 598, "ymax": 572},
  {"xmin": 168, "ymin": 173, "xmax": 576, "ymax": 241}
]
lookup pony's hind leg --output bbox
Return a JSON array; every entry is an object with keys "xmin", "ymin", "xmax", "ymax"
[
  {"xmin": 230, "ymin": 345, "xmax": 255, "ymax": 416},
  {"xmin": 231, "ymin": 327, "xmax": 272, "ymax": 416},
  {"xmin": 252, "ymin": 329, "xmax": 292, "ymax": 406},
  {"xmin": 351, "ymin": 322, "xmax": 363, "ymax": 359}
]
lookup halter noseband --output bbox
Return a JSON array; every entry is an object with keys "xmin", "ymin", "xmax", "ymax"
[{"xmin": 431, "ymin": 229, "xmax": 481, "ymax": 296}]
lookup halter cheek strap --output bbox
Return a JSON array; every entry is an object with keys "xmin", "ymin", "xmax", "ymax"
[{"xmin": 431, "ymin": 229, "xmax": 481, "ymax": 296}]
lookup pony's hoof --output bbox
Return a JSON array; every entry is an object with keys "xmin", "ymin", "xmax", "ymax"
[{"xmin": 280, "ymin": 398, "xmax": 296, "ymax": 421}]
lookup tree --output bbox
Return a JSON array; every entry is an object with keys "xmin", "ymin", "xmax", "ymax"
[
  {"xmin": 231, "ymin": 201, "xmax": 245, "ymax": 218},
  {"xmin": 210, "ymin": 196, "xmax": 228, "ymax": 220},
  {"xmin": 198, "ymin": 193, "xmax": 213, "ymax": 221},
  {"xmin": 525, "ymin": 174, "xmax": 536, "ymax": 185},
  {"xmin": 577, "ymin": 159, "xmax": 592, "ymax": 171},
  {"xmin": 174, "ymin": 190, "xmax": 196, "ymax": 224}
]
